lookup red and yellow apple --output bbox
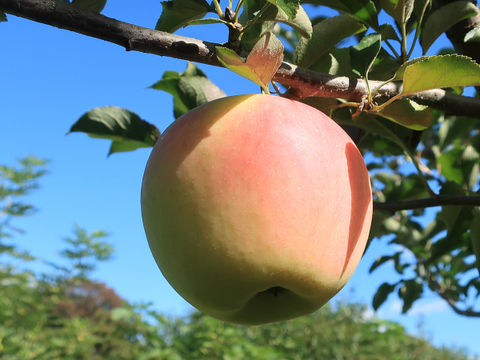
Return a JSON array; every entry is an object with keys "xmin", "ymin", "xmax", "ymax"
[{"xmin": 141, "ymin": 94, "xmax": 373, "ymax": 325}]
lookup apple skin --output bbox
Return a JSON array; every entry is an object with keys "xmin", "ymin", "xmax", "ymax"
[{"xmin": 141, "ymin": 94, "xmax": 373, "ymax": 325}]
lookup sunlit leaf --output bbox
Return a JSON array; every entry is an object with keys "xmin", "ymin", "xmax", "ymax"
[
  {"xmin": 376, "ymin": 99, "xmax": 432, "ymax": 130},
  {"xmin": 216, "ymin": 32, "xmax": 284, "ymax": 92},
  {"xmin": 186, "ymin": 18, "xmax": 230, "ymax": 26},
  {"xmin": 465, "ymin": 26, "xmax": 480, "ymax": 42},
  {"xmin": 401, "ymin": 55, "xmax": 480, "ymax": 95}
]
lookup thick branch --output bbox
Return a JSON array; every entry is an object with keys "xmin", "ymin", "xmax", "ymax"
[
  {"xmin": 374, "ymin": 195, "xmax": 480, "ymax": 212},
  {"xmin": 2, "ymin": 0, "xmax": 480, "ymax": 119}
]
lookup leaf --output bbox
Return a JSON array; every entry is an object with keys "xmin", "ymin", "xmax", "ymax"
[
  {"xmin": 370, "ymin": 254, "xmax": 397, "ymax": 273},
  {"xmin": 261, "ymin": 4, "xmax": 313, "ymax": 39},
  {"xmin": 376, "ymin": 99, "xmax": 432, "ymax": 130},
  {"xmin": 372, "ymin": 282, "xmax": 396, "ymax": 310},
  {"xmin": 295, "ymin": 15, "xmax": 366, "ymax": 69},
  {"xmin": 420, "ymin": 1, "xmax": 479, "ymax": 54},
  {"xmin": 379, "ymin": 24, "xmax": 400, "ymax": 42},
  {"xmin": 465, "ymin": 27, "xmax": 480, "ymax": 42},
  {"xmin": 216, "ymin": 32, "xmax": 284, "ymax": 92},
  {"xmin": 150, "ymin": 62, "xmax": 226, "ymax": 118},
  {"xmin": 470, "ymin": 213, "xmax": 480, "ymax": 274},
  {"xmin": 0, "ymin": 12, "xmax": 7, "ymax": 22},
  {"xmin": 392, "ymin": 56, "xmax": 428, "ymax": 81},
  {"xmin": 401, "ymin": 55, "xmax": 480, "ymax": 95},
  {"xmin": 398, "ymin": 279, "xmax": 423, "ymax": 313},
  {"xmin": 379, "ymin": 0, "xmax": 415, "ymax": 24},
  {"xmin": 69, "ymin": 106, "xmax": 161, "ymax": 155},
  {"xmin": 306, "ymin": 48, "xmax": 355, "ymax": 76},
  {"xmin": 350, "ymin": 33, "xmax": 382, "ymax": 78},
  {"xmin": 186, "ymin": 18, "xmax": 230, "ymax": 26},
  {"xmin": 271, "ymin": 0, "xmax": 300, "ymax": 20},
  {"xmin": 437, "ymin": 148, "xmax": 464, "ymax": 185},
  {"xmin": 155, "ymin": 0, "xmax": 214, "ymax": 33},
  {"xmin": 301, "ymin": 0, "xmax": 378, "ymax": 27},
  {"xmin": 71, "ymin": 0, "xmax": 107, "ymax": 12}
]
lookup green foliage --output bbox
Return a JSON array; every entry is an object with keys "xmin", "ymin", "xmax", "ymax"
[
  {"xmin": 1, "ymin": 264, "xmax": 475, "ymax": 360},
  {"xmin": 149, "ymin": 62, "xmax": 226, "ymax": 119},
  {"xmin": 0, "ymin": 156, "xmax": 48, "ymax": 259},
  {"xmin": 69, "ymin": 106, "xmax": 161, "ymax": 155}
]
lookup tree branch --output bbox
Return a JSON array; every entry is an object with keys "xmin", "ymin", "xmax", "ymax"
[
  {"xmin": 425, "ymin": 270, "xmax": 480, "ymax": 318},
  {"xmin": 374, "ymin": 195, "xmax": 480, "ymax": 212},
  {"xmin": 2, "ymin": 0, "xmax": 480, "ymax": 119}
]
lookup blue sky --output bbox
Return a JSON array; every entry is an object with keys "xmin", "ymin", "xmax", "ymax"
[{"xmin": 1, "ymin": 1, "xmax": 479, "ymax": 357}]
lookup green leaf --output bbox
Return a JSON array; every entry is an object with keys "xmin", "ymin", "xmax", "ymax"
[
  {"xmin": 155, "ymin": 0, "xmax": 214, "ymax": 33},
  {"xmin": 379, "ymin": 0, "xmax": 414, "ymax": 24},
  {"xmin": 0, "ymin": 12, "xmax": 7, "ymax": 22},
  {"xmin": 186, "ymin": 18, "xmax": 230, "ymax": 26},
  {"xmin": 379, "ymin": 24, "xmax": 400, "ymax": 42},
  {"xmin": 470, "ymin": 213, "xmax": 480, "ymax": 274},
  {"xmin": 392, "ymin": 56, "xmax": 427, "ymax": 81},
  {"xmin": 71, "ymin": 0, "xmax": 107, "ymax": 12},
  {"xmin": 437, "ymin": 148, "xmax": 464, "ymax": 184},
  {"xmin": 271, "ymin": 0, "xmax": 300, "ymax": 20},
  {"xmin": 465, "ymin": 27, "xmax": 480, "ymax": 42},
  {"xmin": 372, "ymin": 282, "xmax": 396, "ymax": 310},
  {"xmin": 376, "ymin": 99, "xmax": 432, "ymax": 130},
  {"xmin": 306, "ymin": 48, "xmax": 355, "ymax": 76},
  {"xmin": 69, "ymin": 106, "xmax": 160, "ymax": 155},
  {"xmin": 150, "ymin": 62, "xmax": 226, "ymax": 118},
  {"xmin": 350, "ymin": 33, "xmax": 381, "ymax": 78},
  {"xmin": 295, "ymin": 15, "xmax": 366, "ymax": 69},
  {"xmin": 370, "ymin": 254, "xmax": 398, "ymax": 273},
  {"xmin": 398, "ymin": 279, "xmax": 423, "ymax": 313},
  {"xmin": 301, "ymin": 0, "xmax": 378, "ymax": 27},
  {"xmin": 420, "ymin": 1, "xmax": 479, "ymax": 54},
  {"xmin": 401, "ymin": 55, "xmax": 480, "ymax": 95},
  {"xmin": 261, "ymin": 4, "xmax": 313, "ymax": 39},
  {"xmin": 216, "ymin": 32, "xmax": 284, "ymax": 92}
]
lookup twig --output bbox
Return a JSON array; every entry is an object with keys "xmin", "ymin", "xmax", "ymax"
[
  {"xmin": 374, "ymin": 195, "xmax": 480, "ymax": 212},
  {"xmin": 2, "ymin": 0, "xmax": 480, "ymax": 119}
]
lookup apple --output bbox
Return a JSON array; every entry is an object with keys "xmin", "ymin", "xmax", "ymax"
[{"xmin": 141, "ymin": 94, "xmax": 373, "ymax": 325}]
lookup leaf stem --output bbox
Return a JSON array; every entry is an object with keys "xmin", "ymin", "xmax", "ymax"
[
  {"xmin": 234, "ymin": 0, "xmax": 246, "ymax": 22},
  {"xmin": 406, "ymin": 0, "xmax": 430, "ymax": 60},
  {"xmin": 212, "ymin": 0, "xmax": 225, "ymax": 19},
  {"xmin": 400, "ymin": 21, "xmax": 408, "ymax": 63},
  {"xmin": 240, "ymin": 2, "xmax": 272, "ymax": 39}
]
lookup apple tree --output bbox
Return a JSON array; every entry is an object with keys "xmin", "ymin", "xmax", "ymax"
[{"xmin": 1, "ymin": 0, "xmax": 480, "ymax": 318}]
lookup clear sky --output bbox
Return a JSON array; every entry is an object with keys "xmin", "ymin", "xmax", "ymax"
[{"xmin": 1, "ymin": 1, "xmax": 479, "ymax": 357}]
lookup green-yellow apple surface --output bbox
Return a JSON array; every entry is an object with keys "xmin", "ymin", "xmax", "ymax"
[{"xmin": 141, "ymin": 94, "xmax": 373, "ymax": 325}]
